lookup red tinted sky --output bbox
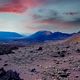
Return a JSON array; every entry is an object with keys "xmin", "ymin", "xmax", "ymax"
[
  {"xmin": 0, "ymin": 0, "xmax": 80, "ymax": 34},
  {"xmin": 0, "ymin": 0, "xmax": 40, "ymax": 12}
]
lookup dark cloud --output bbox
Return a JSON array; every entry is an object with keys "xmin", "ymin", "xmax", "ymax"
[
  {"xmin": 32, "ymin": 8, "xmax": 58, "ymax": 21},
  {"xmin": 0, "ymin": 0, "xmax": 11, "ymax": 3},
  {"xmin": 0, "ymin": 0, "xmax": 12, "ymax": 6},
  {"xmin": 32, "ymin": 7, "xmax": 80, "ymax": 23}
]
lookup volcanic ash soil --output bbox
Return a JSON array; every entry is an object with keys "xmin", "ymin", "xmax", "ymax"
[{"xmin": 0, "ymin": 41, "xmax": 80, "ymax": 80}]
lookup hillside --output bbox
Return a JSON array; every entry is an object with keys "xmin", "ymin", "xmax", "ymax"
[
  {"xmin": 0, "ymin": 31, "xmax": 24, "ymax": 42},
  {"xmin": 22, "ymin": 31, "xmax": 73, "ymax": 42},
  {"xmin": 0, "ymin": 34, "xmax": 80, "ymax": 80},
  {"xmin": 65, "ymin": 33, "xmax": 80, "ymax": 43}
]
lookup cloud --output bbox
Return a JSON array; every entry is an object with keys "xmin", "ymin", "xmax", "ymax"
[
  {"xmin": 32, "ymin": 8, "xmax": 58, "ymax": 21},
  {"xmin": 0, "ymin": 0, "xmax": 80, "ymax": 33},
  {"xmin": 0, "ymin": 0, "xmax": 24, "ymax": 12},
  {"xmin": 0, "ymin": 0, "xmax": 42, "ymax": 13},
  {"xmin": 32, "ymin": 6, "xmax": 80, "ymax": 23}
]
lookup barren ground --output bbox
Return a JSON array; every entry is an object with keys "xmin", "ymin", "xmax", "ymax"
[{"xmin": 0, "ymin": 41, "xmax": 80, "ymax": 80}]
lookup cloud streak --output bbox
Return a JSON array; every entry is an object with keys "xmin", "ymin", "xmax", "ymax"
[
  {"xmin": 0, "ymin": 0, "xmax": 80, "ymax": 33},
  {"xmin": 0, "ymin": 0, "xmax": 42, "ymax": 13},
  {"xmin": 32, "ymin": 7, "xmax": 80, "ymax": 22}
]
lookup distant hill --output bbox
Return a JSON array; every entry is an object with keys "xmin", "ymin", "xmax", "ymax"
[
  {"xmin": 23, "ymin": 31, "xmax": 73, "ymax": 42},
  {"xmin": 0, "ymin": 31, "xmax": 23, "ymax": 40},
  {"xmin": 0, "ymin": 31, "xmax": 76, "ymax": 43},
  {"xmin": 65, "ymin": 33, "xmax": 80, "ymax": 43}
]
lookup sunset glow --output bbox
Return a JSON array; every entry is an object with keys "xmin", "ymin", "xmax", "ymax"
[{"xmin": 0, "ymin": 0, "xmax": 80, "ymax": 34}]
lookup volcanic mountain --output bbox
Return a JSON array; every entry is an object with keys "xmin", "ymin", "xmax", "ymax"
[
  {"xmin": 0, "ymin": 31, "xmax": 74, "ymax": 42},
  {"xmin": 0, "ymin": 31, "xmax": 23, "ymax": 40},
  {"xmin": 24, "ymin": 31, "xmax": 73, "ymax": 42}
]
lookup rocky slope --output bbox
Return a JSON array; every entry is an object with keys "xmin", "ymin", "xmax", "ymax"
[{"xmin": 0, "ymin": 35, "xmax": 80, "ymax": 80}]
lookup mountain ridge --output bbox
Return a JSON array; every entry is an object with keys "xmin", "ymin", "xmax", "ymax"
[
  {"xmin": 22, "ymin": 31, "xmax": 74, "ymax": 42},
  {"xmin": 0, "ymin": 31, "xmax": 23, "ymax": 40},
  {"xmin": 0, "ymin": 31, "xmax": 79, "ymax": 43}
]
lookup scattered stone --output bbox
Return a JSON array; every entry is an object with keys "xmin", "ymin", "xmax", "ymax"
[
  {"xmin": 57, "ymin": 51, "xmax": 66, "ymax": 57},
  {"xmin": 3, "ymin": 64, "xmax": 8, "ymax": 67},
  {"xmin": 58, "ymin": 71, "xmax": 69, "ymax": 78},
  {"xmin": 37, "ymin": 47, "xmax": 43, "ymax": 51},
  {"xmin": 30, "ymin": 68, "xmax": 36, "ymax": 73},
  {"xmin": 75, "ymin": 75, "xmax": 79, "ymax": 78},
  {"xmin": 66, "ymin": 46, "xmax": 70, "ymax": 48},
  {"xmin": 30, "ymin": 51, "xmax": 34, "ymax": 53},
  {"xmin": 58, "ymin": 69, "xmax": 70, "ymax": 78},
  {"xmin": 76, "ymin": 49, "xmax": 80, "ymax": 53},
  {"xmin": 0, "ymin": 58, "xmax": 2, "ymax": 60}
]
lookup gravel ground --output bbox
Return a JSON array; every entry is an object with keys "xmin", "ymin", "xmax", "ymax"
[{"xmin": 0, "ymin": 36, "xmax": 80, "ymax": 80}]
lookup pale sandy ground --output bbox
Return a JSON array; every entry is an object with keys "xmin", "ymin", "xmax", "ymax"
[{"xmin": 0, "ymin": 40, "xmax": 80, "ymax": 80}]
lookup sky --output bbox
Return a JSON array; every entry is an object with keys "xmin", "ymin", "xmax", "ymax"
[{"xmin": 0, "ymin": 0, "xmax": 80, "ymax": 34}]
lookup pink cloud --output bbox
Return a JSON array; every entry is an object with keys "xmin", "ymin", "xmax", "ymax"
[
  {"xmin": 0, "ymin": 0, "xmax": 41, "ymax": 13},
  {"xmin": 36, "ymin": 19, "xmax": 80, "ymax": 29}
]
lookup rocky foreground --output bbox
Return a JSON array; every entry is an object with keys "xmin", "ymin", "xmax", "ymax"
[{"xmin": 0, "ymin": 39, "xmax": 80, "ymax": 80}]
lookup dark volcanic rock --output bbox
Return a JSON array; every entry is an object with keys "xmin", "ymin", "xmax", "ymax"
[
  {"xmin": 0, "ymin": 68, "xmax": 23, "ymax": 80},
  {"xmin": 0, "ymin": 68, "xmax": 6, "ymax": 77},
  {"xmin": 30, "ymin": 68, "xmax": 36, "ymax": 73},
  {"xmin": 58, "ymin": 51, "xmax": 67, "ymax": 57},
  {"xmin": 0, "ymin": 58, "xmax": 2, "ymax": 60},
  {"xmin": 42, "ymin": 67, "xmax": 70, "ymax": 80},
  {"xmin": 37, "ymin": 47, "xmax": 43, "ymax": 51},
  {"xmin": 52, "ymin": 50, "xmax": 67, "ymax": 58},
  {"xmin": 3, "ymin": 64, "xmax": 8, "ymax": 67},
  {"xmin": 76, "ymin": 49, "xmax": 80, "ymax": 53},
  {"xmin": 0, "ymin": 44, "xmax": 18, "ymax": 55},
  {"xmin": 58, "ymin": 69, "xmax": 70, "ymax": 78}
]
